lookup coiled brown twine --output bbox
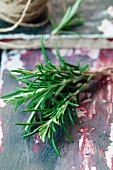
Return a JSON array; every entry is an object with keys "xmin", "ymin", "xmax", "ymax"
[{"xmin": 0, "ymin": 0, "xmax": 49, "ymax": 32}]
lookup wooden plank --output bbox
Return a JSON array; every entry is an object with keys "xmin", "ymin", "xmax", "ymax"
[
  {"xmin": 0, "ymin": 49, "xmax": 113, "ymax": 169},
  {"xmin": 0, "ymin": 37, "xmax": 113, "ymax": 49}
]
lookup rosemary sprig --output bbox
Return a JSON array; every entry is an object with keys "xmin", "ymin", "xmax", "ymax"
[
  {"xmin": 52, "ymin": 0, "xmax": 84, "ymax": 35},
  {"xmin": 2, "ymin": 37, "xmax": 90, "ymax": 156}
]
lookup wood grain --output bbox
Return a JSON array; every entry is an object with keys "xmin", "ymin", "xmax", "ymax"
[
  {"xmin": 0, "ymin": 49, "xmax": 113, "ymax": 170},
  {"xmin": 0, "ymin": 37, "xmax": 113, "ymax": 50}
]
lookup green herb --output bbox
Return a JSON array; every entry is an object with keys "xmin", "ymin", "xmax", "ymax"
[
  {"xmin": 2, "ymin": 37, "xmax": 90, "ymax": 156},
  {"xmin": 51, "ymin": 0, "xmax": 84, "ymax": 35}
]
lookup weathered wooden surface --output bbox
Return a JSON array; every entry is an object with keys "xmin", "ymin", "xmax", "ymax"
[
  {"xmin": 0, "ymin": 37, "xmax": 113, "ymax": 49},
  {"xmin": 0, "ymin": 49, "xmax": 113, "ymax": 170}
]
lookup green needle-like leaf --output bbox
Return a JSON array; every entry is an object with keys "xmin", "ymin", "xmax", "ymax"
[{"xmin": 52, "ymin": 0, "xmax": 83, "ymax": 35}]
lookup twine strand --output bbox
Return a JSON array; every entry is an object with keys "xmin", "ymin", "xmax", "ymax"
[{"xmin": 84, "ymin": 67, "xmax": 113, "ymax": 78}]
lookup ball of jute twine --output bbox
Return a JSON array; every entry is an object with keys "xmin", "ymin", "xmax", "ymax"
[{"xmin": 0, "ymin": 0, "xmax": 50, "ymax": 32}]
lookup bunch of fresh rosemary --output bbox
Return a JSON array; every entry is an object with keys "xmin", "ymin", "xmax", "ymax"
[{"xmin": 2, "ymin": 38, "xmax": 90, "ymax": 156}]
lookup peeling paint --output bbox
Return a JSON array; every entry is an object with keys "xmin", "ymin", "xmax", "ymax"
[
  {"xmin": 91, "ymin": 166, "xmax": 96, "ymax": 170},
  {"xmin": 79, "ymin": 128, "xmax": 88, "ymax": 154},
  {"xmin": 107, "ymin": 103, "xmax": 113, "ymax": 124},
  {"xmin": 107, "ymin": 83, "xmax": 112, "ymax": 102},
  {"xmin": 0, "ymin": 50, "xmax": 25, "ymax": 108},
  {"xmin": 71, "ymin": 165, "xmax": 76, "ymax": 169},
  {"xmin": 76, "ymin": 92, "xmax": 93, "ymax": 118},
  {"xmin": 32, "ymin": 133, "xmax": 40, "ymax": 153},
  {"xmin": 79, "ymin": 128, "xmax": 95, "ymax": 170},
  {"xmin": 0, "ymin": 98, "xmax": 6, "ymax": 108},
  {"xmin": 106, "ymin": 6, "xmax": 113, "ymax": 17},
  {"xmin": 98, "ymin": 19, "xmax": 113, "ymax": 36},
  {"xmin": 52, "ymin": 49, "xmax": 73, "ymax": 57},
  {"xmin": 0, "ymin": 119, "xmax": 3, "ymax": 152},
  {"xmin": 105, "ymin": 123, "xmax": 113, "ymax": 170},
  {"xmin": 0, "ymin": 79, "xmax": 4, "ymax": 91},
  {"xmin": 78, "ymin": 99, "xmax": 96, "ymax": 119},
  {"xmin": 77, "ymin": 107, "xmax": 88, "ymax": 118},
  {"xmin": 1, "ymin": 50, "xmax": 25, "ymax": 76},
  {"xmin": 6, "ymin": 51, "xmax": 25, "ymax": 74},
  {"xmin": 81, "ymin": 139, "xmax": 95, "ymax": 170},
  {"xmin": 75, "ymin": 49, "xmax": 99, "ymax": 60},
  {"xmin": 88, "ymin": 101, "xmax": 96, "ymax": 119}
]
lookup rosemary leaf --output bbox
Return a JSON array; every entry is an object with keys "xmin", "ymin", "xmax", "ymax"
[{"xmin": 52, "ymin": 0, "xmax": 83, "ymax": 35}]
